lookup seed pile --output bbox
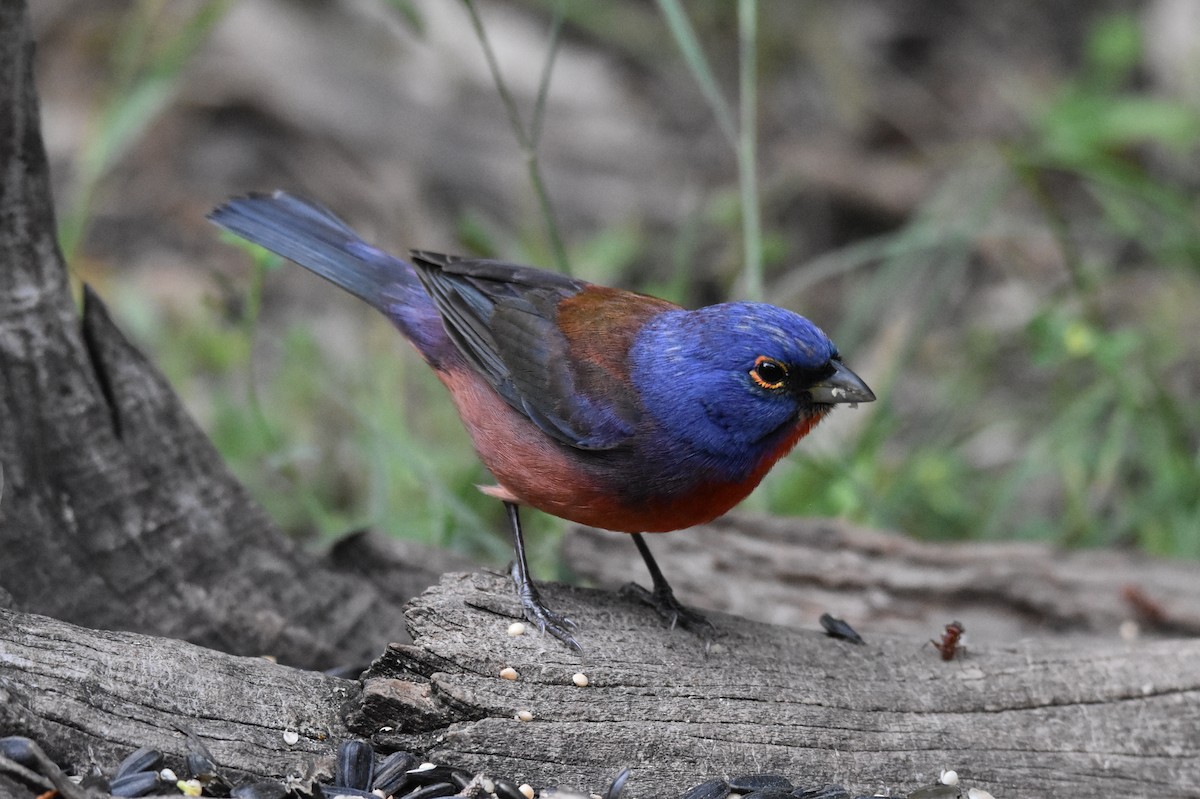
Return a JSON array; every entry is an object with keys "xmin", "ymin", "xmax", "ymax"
[{"xmin": 1, "ymin": 736, "xmax": 993, "ymax": 798}]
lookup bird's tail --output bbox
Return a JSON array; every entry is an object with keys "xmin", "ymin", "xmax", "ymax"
[{"xmin": 209, "ymin": 191, "xmax": 448, "ymax": 362}]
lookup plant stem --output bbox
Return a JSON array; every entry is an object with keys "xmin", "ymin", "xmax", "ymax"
[
  {"xmin": 655, "ymin": 0, "xmax": 737, "ymax": 149},
  {"xmin": 463, "ymin": 0, "xmax": 571, "ymax": 274},
  {"xmin": 737, "ymin": 0, "xmax": 762, "ymax": 301}
]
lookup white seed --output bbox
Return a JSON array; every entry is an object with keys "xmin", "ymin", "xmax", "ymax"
[
  {"xmin": 940, "ymin": 769, "xmax": 959, "ymax": 786},
  {"xmin": 572, "ymin": 672, "xmax": 589, "ymax": 687},
  {"xmin": 1119, "ymin": 619, "xmax": 1140, "ymax": 641},
  {"xmin": 515, "ymin": 709, "xmax": 533, "ymax": 722},
  {"xmin": 481, "ymin": 778, "xmax": 495, "ymax": 793},
  {"xmin": 967, "ymin": 789, "xmax": 995, "ymax": 799},
  {"xmin": 158, "ymin": 769, "xmax": 177, "ymax": 782},
  {"xmin": 500, "ymin": 666, "xmax": 519, "ymax": 681},
  {"xmin": 282, "ymin": 729, "xmax": 299, "ymax": 746},
  {"xmin": 519, "ymin": 783, "xmax": 535, "ymax": 799},
  {"xmin": 508, "ymin": 622, "xmax": 527, "ymax": 637}
]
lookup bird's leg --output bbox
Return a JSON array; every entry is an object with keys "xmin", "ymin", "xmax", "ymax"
[
  {"xmin": 625, "ymin": 533, "xmax": 715, "ymax": 635},
  {"xmin": 505, "ymin": 502, "xmax": 580, "ymax": 651}
]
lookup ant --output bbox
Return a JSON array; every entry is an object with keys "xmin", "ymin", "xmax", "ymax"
[{"xmin": 929, "ymin": 620, "xmax": 966, "ymax": 661}]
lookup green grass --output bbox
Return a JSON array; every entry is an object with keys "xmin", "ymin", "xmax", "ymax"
[
  {"xmin": 754, "ymin": 11, "xmax": 1200, "ymax": 557},
  {"xmin": 73, "ymin": 5, "xmax": 1200, "ymax": 565},
  {"xmin": 60, "ymin": 0, "xmax": 232, "ymax": 264}
]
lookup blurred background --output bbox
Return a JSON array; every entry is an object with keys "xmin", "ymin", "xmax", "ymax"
[{"xmin": 30, "ymin": 0, "xmax": 1200, "ymax": 576}]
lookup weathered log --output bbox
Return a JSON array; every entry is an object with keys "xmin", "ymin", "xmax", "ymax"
[
  {"xmin": 565, "ymin": 515, "xmax": 1200, "ymax": 644},
  {"xmin": 4, "ymin": 571, "xmax": 1199, "ymax": 799},
  {"xmin": 0, "ymin": 606, "xmax": 351, "ymax": 786}
]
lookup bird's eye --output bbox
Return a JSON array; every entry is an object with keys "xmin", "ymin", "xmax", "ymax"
[{"xmin": 750, "ymin": 356, "xmax": 788, "ymax": 390}]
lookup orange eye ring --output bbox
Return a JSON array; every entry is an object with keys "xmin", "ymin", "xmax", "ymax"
[{"xmin": 750, "ymin": 355, "xmax": 788, "ymax": 390}]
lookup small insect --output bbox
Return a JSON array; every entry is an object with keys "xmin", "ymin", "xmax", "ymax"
[
  {"xmin": 929, "ymin": 621, "xmax": 966, "ymax": 661},
  {"xmin": 819, "ymin": 612, "xmax": 865, "ymax": 645}
]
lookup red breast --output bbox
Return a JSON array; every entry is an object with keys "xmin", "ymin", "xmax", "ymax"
[{"xmin": 438, "ymin": 365, "xmax": 826, "ymax": 533}]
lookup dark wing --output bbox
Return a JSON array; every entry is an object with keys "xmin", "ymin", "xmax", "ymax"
[{"xmin": 410, "ymin": 251, "xmax": 675, "ymax": 450}]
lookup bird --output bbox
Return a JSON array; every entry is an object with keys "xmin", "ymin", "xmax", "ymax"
[{"xmin": 209, "ymin": 191, "xmax": 876, "ymax": 650}]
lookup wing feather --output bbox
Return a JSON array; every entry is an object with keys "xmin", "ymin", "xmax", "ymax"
[{"xmin": 409, "ymin": 252, "xmax": 676, "ymax": 450}]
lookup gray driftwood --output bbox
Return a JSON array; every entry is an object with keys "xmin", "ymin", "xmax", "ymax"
[
  {"xmin": 0, "ymin": 606, "xmax": 354, "ymax": 786},
  {"xmin": 4, "ymin": 572, "xmax": 1200, "ymax": 798}
]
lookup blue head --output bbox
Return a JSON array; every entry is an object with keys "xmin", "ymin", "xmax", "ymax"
[{"xmin": 629, "ymin": 302, "xmax": 874, "ymax": 478}]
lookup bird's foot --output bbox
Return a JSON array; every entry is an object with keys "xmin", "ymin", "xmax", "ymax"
[
  {"xmin": 622, "ymin": 582, "xmax": 716, "ymax": 638},
  {"xmin": 511, "ymin": 562, "xmax": 581, "ymax": 652}
]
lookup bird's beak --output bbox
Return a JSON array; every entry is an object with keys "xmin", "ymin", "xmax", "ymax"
[{"xmin": 806, "ymin": 362, "xmax": 876, "ymax": 405}]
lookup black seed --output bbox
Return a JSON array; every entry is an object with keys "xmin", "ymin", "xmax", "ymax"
[
  {"xmin": 335, "ymin": 740, "xmax": 375, "ymax": 790},
  {"xmin": 372, "ymin": 751, "xmax": 420, "ymax": 795},
  {"xmin": 396, "ymin": 781, "xmax": 458, "ymax": 799},
  {"xmin": 110, "ymin": 770, "xmax": 162, "ymax": 797},
  {"xmin": 819, "ymin": 613, "xmax": 865, "ymax": 645},
  {"xmin": 742, "ymin": 792, "xmax": 795, "ymax": 799},
  {"xmin": 115, "ymin": 746, "xmax": 164, "ymax": 779},
  {"xmin": 186, "ymin": 751, "xmax": 232, "ymax": 796},
  {"xmin": 408, "ymin": 765, "xmax": 471, "ymax": 789},
  {"xmin": 681, "ymin": 778, "xmax": 731, "ymax": 799},
  {"xmin": 382, "ymin": 764, "xmax": 464, "ymax": 797},
  {"xmin": 232, "ymin": 780, "xmax": 289, "ymax": 799},
  {"xmin": 727, "ymin": 775, "xmax": 793, "ymax": 793},
  {"xmin": 185, "ymin": 750, "xmax": 216, "ymax": 777},
  {"xmin": 604, "ymin": 767, "xmax": 631, "ymax": 799},
  {"xmin": 494, "ymin": 778, "xmax": 530, "ymax": 799},
  {"xmin": 0, "ymin": 737, "xmax": 40, "ymax": 769},
  {"xmin": 793, "ymin": 785, "xmax": 850, "ymax": 799}
]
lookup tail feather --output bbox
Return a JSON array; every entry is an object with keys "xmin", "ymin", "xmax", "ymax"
[{"xmin": 209, "ymin": 191, "xmax": 448, "ymax": 362}]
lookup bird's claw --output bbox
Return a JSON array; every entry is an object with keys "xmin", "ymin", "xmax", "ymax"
[
  {"xmin": 512, "ymin": 562, "xmax": 582, "ymax": 651},
  {"xmin": 622, "ymin": 582, "xmax": 716, "ymax": 637}
]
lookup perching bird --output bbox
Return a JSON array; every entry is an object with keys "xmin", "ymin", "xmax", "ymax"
[{"xmin": 209, "ymin": 192, "xmax": 875, "ymax": 650}]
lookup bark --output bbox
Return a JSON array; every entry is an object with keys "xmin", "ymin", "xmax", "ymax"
[
  {"xmin": 0, "ymin": 606, "xmax": 352, "ymax": 786},
  {"xmin": 4, "ymin": 572, "xmax": 1199, "ymax": 799},
  {"xmin": 0, "ymin": 0, "xmax": 407, "ymax": 671}
]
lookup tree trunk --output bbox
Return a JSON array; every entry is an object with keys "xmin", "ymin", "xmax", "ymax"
[{"xmin": 0, "ymin": 0, "xmax": 407, "ymax": 672}]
